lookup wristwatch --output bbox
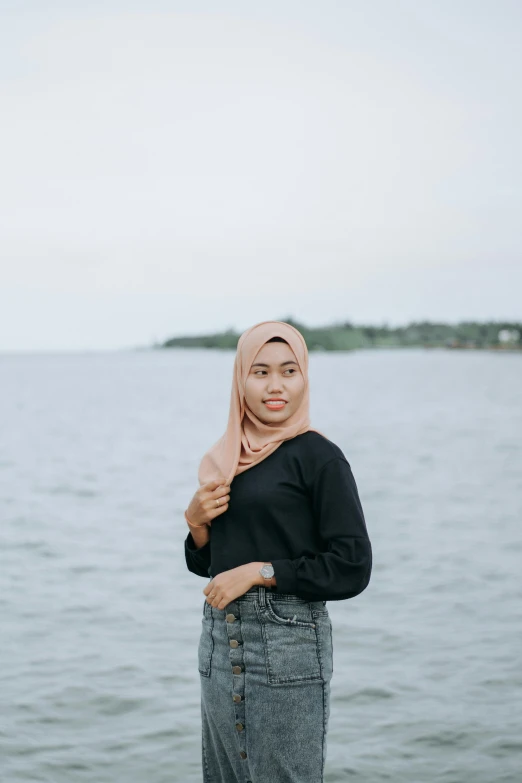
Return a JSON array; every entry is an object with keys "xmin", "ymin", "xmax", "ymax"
[{"xmin": 259, "ymin": 562, "xmax": 275, "ymax": 588}]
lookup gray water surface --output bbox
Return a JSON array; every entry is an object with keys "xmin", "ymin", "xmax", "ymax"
[{"xmin": 1, "ymin": 348, "xmax": 521, "ymax": 782}]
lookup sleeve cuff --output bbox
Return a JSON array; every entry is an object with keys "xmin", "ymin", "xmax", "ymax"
[
  {"xmin": 271, "ymin": 559, "xmax": 298, "ymax": 594},
  {"xmin": 185, "ymin": 530, "xmax": 211, "ymax": 559}
]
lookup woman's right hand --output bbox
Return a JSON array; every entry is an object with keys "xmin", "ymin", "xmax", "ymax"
[{"xmin": 185, "ymin": 478, "xmax": 231, "ymax": 527}]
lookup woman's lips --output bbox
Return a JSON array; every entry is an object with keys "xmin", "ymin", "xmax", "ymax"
[{"xmin": 264, "ymin": 401, "xmax": 286, "ymax": 410}]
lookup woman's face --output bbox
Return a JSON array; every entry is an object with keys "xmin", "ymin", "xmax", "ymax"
[{"xmin": 244, "ymin": 341, "xmax": 305, "ymax": 425}]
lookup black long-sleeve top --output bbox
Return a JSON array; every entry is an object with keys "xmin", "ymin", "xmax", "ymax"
[{"xmin": 184, "ymin": 431, "xmax": 372, "ymax": 602}]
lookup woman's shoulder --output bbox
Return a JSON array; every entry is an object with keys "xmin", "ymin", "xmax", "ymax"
[{"xmin": 286, "ymin": 430, "xmax": 349, "ymax": 473}]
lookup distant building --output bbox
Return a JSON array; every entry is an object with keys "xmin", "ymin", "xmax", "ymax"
[{"xmin": 498, "ymin": 329, "xmax": 520, "ymax": 344}]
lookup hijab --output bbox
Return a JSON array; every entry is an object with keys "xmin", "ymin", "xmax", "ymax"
[{"xmin": 197, "ymin": 320, "xmax": 326, "ymax": 486}]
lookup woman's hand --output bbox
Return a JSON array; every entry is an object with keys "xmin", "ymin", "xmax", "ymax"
[
  {"xmin": 203, "ymin": 563, "xmax": 261, "ymax": 609},
  {"xmin": 185, "ymin": 477, "xmax": 231, "ymax": 528}
]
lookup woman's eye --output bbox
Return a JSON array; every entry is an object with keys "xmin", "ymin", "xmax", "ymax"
[{"xmin": 254, "ymin": 369, "xmax": 296, "ymax": 376}]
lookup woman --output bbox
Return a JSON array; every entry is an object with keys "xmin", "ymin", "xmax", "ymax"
[{"xmin": 184, "ymin": 320, "xmax": 372, "ymax": 783}]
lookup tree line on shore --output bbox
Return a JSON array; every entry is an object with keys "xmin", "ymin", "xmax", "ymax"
[{"xmin": 161, "ymin": 318, "xmax": 522, "ymax": 351}]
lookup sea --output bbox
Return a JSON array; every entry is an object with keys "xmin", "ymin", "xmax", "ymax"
[{"xmin": 1, "ymin": 347, "xmax": 521, "ymax": 782}]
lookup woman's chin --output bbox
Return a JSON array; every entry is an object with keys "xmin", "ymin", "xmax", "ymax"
[{"xmin": 257, "ymin": 408, "xmax": 292, "ymax": 425}]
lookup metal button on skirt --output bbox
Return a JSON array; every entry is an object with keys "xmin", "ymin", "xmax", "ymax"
[{"xmin": 198, "ymin": 584, "xmax": 333, "ymax": 783}]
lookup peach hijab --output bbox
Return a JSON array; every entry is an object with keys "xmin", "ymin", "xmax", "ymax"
[{"xmin": 197, "ymin": 320, "xmax": 325, "ymax": 487}]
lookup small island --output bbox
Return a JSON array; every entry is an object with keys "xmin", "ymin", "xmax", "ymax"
[{"xmin": 158, "ymin": 318, "xmax": 521, "ymax": 352}]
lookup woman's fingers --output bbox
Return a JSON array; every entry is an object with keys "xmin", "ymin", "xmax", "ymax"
[
  {"xmin": 191, "ymin": 479, "xmax": 231, "ymax": 524},
  {"xmin": 209, "ymin": 485, "xmax": 231, "ymax": 503}
]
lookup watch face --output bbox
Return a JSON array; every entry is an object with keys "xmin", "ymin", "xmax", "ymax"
[{"xmin": 261, "ymin": 565, "xmax": 274, "ymax": 578}]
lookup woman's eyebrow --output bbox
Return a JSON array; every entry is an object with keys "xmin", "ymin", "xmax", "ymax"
[{"xmin": 251, "ymin": 360, "xmax": 298, "ymax": 368}]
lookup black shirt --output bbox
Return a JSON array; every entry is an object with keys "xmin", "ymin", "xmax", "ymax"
[{"xmin": 184, "ymin": 431, "xmax": 372, "ymax": 602}]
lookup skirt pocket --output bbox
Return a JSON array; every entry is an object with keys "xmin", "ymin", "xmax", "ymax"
[
  {"xmin": 198, "ymin": 600, "xmax": 214, "ymax": 677},
  {"xmin": 255, "ymin": 596, "xmax": 323, "ymax": 686}
]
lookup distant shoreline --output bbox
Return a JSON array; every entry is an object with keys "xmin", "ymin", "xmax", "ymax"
[
  {"xmin": 156, "ymin": 344, "xmax": 522, "ymax": 352},
  {"xmin": 158, "ymin": 318, "xmax": 522, "ymax": 353}
]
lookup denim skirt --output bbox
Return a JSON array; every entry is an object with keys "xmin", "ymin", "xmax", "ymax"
[{"xmin": 198, "ymin": 584, "xmax": 333, "ymax": 783}]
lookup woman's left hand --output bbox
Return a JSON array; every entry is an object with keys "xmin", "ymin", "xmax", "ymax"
[{"xmin": 203, "ymin": 563, "xmax": 260, "ymax": 609}]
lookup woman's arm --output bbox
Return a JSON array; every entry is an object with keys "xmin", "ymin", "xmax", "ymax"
[
  {"xmin": 270, "ymin": 457, "xmax": 372, "ymax": 601},
  {"xmin": 184, "ymin": 478, "xmax": 230, "ymax": 579},
  {"xmin": 188, "ymin": 523, "xmax": 210, "ymax": 550},
  {"xmin": 185, "ymin": 527, "xmax": 212, "ymax": 577}
]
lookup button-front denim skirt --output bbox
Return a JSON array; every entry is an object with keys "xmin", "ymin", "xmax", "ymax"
[{"xmin": 198, "ymin": 584, "xmax": 333, "ymax": 783}]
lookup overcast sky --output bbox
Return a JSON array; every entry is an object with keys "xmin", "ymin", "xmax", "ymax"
[{"xmin": 1, "ymin": 0, "xmax": 521, "ymax": 351}]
